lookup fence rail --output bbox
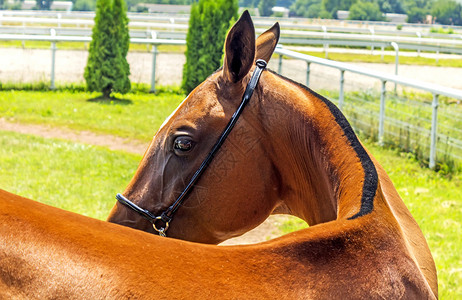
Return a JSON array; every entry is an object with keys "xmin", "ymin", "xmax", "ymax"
[
  {"xmin": 2, "ymin": 14, "xmax": 462, "ymax": 57},
  {"xmin": 274, "ymin": 47, "xmax": 462, "ymax": 169},
  {"xmin": 0, "ymin": 32, "xmax": 461, "ymax": 169},
  {"xmin": 2, "ymin": 10, "xmax": 462, "ymax": 35},
  {"xmin": 0, "ymin": 32, "xmax": 185, "ymax": 91}
]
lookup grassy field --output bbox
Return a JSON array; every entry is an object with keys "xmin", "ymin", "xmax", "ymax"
[
  {"xmin": 320, "ymin": 89, "xmax": 462, "ymax": 173},
  {"xmin": 0, "ymin": 40, "xmax": 186, "ymax": 53},
  {"xmin": 0, "ymin": 130, "xmax": 140, "ymax": 219},
  {"xmin": 372, "ymin": 145, "xmax": 461, "ymax": 298},
  {"xmin": 0, "ymin": 90, "xmax": 460, "ymax": 298},
  {"xmin": 2, "ymin": 87, "xmax": 460, "ymax": 171},
  {"xmin": 0, "ymin": 89, "xmax": 184, "ymax": 142},
  {"xmin": 300, "ymin": 51, "xmax": 462, "ymax": 68}
]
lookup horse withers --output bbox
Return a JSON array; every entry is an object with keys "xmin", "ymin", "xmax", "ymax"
[{"xmin": 107, "ymin": 11, "xmax": 437, "ymax": 298}]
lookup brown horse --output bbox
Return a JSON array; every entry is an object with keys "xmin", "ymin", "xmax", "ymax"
[
  {"xmin": 1, "ymin": 12, "xmax": 436, "ymax": 298},
  {"xmin": 107, "ymin": 11, "xmax": 437, "ymax": 298}
]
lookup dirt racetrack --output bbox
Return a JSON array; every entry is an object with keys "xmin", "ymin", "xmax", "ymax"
[{"xmin": 1, "ymin": 48, "xmax": 462, "ymax": 92}]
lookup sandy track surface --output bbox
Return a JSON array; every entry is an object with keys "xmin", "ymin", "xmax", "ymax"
[
  {"xmin": 1, "ymin": 48, "xmax": 462, "ymax": 92},
  {"xmin": 0, "ymin": 118, "xmax": 149, "ymax": 153}
]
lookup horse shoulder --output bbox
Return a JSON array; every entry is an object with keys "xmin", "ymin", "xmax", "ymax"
[
  {"xmin": 263, "ymin": 213, "xmax": 435, "ymax": 299},
  {"xmin": 369, "ymin": 157, "xmax": 438, "ymax": 297}
]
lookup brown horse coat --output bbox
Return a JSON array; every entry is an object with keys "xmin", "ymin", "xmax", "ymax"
[
  {"xmin": 1, "ymin": 11, "xmax": 436, "ymax": 299},
  {"xmin": 0, "ymin": 189, "xmax": 434, "ymax": 299}
]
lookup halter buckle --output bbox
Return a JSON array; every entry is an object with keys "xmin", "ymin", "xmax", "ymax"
[{"xmin": 152, "ymin": 215, "xmax": 170, "ymax": 237}]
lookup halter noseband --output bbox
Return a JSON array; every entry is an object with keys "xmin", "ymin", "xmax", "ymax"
[{"xmin": 116, "ymin": 59, "xmax": 267, "ymax": 237}]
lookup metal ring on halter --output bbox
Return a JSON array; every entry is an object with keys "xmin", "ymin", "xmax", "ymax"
[{"xmin": 152, "ymin": 216, "xmax": 169, "ymax": 237}]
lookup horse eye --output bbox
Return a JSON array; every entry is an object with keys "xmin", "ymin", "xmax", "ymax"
[{"xmin": 173, "ymin": 137, "xmax": 194, "ymax": 152}]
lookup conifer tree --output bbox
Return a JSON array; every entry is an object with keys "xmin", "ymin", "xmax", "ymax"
[
  {"xmin": 113, "ymin": 0, "xmax": 131, "ymax": 93},
  {"xmin": 182, "ymin": 0, "xmax": 238, "ymax": 93},
  {"xmin": 84, "ymin": 0, "xmax": 130, "ymax": 99}
]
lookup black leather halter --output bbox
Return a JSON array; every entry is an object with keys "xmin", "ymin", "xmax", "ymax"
[{"xmin": 116, "ymin": 59, "xmax": 267, "ymax": 237}]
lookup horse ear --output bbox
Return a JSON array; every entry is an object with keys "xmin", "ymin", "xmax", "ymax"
[
  {"xmin": 255, "ymin": 22, "xmax": 280, "ymax": 63},
  {"xmin": 223, "ymin": 10, "xmax": 256, "ymax": 83}
]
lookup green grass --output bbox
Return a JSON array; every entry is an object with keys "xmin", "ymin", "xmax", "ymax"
[
  {"xmin": 371, "ymin": 144, "xmax": 461, "ymax": 299},
  {"xmin": 0, "ymin": 41, "xmax": 186, "ymax": 53},
  {"xmin": 279, "ymin": 217, "xmax": 308, "ymax": 234},
  {"xmin": 279, "ymin": 141, "xmax": 461, "ymax": 299},
  {"xmin": 0, "ymin": 130, "xmax": 141, "ymax": 220},
  {"xmin": 319, "ymin": 89, "xmax": 462, "ymax": 173},
  {"xmin": 296, "ymin": 51, "xmax": 462, "ymax": 68},
  {"xmin": 0, "ymin": 89, "xmax": 185, "ymax": 142}
]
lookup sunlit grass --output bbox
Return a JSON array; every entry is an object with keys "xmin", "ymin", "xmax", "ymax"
[
  {"xmin": 291, "ymin": 51, "xmax": 462, "ymax": 68},
  {"xmin": 0, "ymin": 41, "xmax": 186, "ymax": 53},
  {"xmin": 368, "ymin": 143, "xmax": 461, "ymax": 299},
  {"xmin": 0, "ymin": 89, "xmax": 184, "ymax": 142},
  {"xmin": 0, "ymin": 131, "xmax": 141, "ymax": 220}
]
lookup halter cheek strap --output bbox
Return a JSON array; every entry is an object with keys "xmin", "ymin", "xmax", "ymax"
[{"xmin": 116, "ymin": 59, "xmax": 267, "ymax": 237}]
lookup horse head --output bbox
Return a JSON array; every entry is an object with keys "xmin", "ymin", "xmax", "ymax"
[{"xmin": 108, "ymin": 12, "xmax": 284, "ymax": 244}]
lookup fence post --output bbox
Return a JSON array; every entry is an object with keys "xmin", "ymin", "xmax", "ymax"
[
  {"xmin": 50, "ymin": 29, "xmax": 57, "ymax": 90},
  {"xmin": 429, "ymin": 93, "xmax": 439, "ymax": 169},
  {"xmin": 322, "ymin": 25, "xmax": 328, "ymax": 58},
  {"xmin": 369, "ymin": 27, "xmax": 375, "ymax": 53},
  {"xmin": 391, "ymin": 42, "xmax": 399, "ymax": 92},
  {"xmin": 338, "ymin": 70, "xmax": 345, "ymax": 110},
  {"xmin": 170, "ymin": 18, "xmax": 174, "ymax": 32},
  {"xmin": 378, "ymin": 80, "xmax": 387, "ymax": 145},
  {"xmin": 306, "ymin": 62, "xmax": 311, "ymax": 87},
  {"xmin": 150, "ymin": 45, "xmax": 158, "ymax": 93},
  {"xmin": 278, "ymin": 54, "xmax": 283, "ymax": 74},
  {"xmin": 22, "ymin": 21, "xmax": 26, "ymax": 48},
  {"xmin": 150, "ymin": 31, "xmax": 158, "ymax": 93},
  {"xmin": 416, "ymin": 31, "xmax": 422, "ymax": 57}
]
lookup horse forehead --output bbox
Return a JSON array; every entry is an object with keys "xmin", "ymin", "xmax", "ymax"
[
  {"xmin": 179, "ymin": 83, "xmax": 224, "ymax": 120},
  {"xmin": 155, "ymin": 81, "xmax": 217, "ymax": 133}
]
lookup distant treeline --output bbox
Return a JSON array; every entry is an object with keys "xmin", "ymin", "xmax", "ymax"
[
  {"xmin": 242, "ymin": 0, "xmax": 462, "ymax": 25},
  {"xmin": 287, "ymin": 0, "xmax": 462, "ymax": 25},
  {"xmin": 134, "ymin": 0, "xmax": 462, "ymax": 25},
  {"xmin": 2, "ymin": 0, "xmax": 459, "ymax": 26}
]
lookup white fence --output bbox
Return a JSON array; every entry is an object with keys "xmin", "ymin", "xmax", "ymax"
[
  {"xmin": 275, "ymin": 47, "xmax": 462, "ymax": 169},
  {"xmin": 0, "ymin": 31, "xmax": 461, "ymax": 169},
  {"xmin": 2, "ymin": 9, "xmax": 462, "ymax": 35},
  {"xmin": 2, "ymin": 12, "xmax": 462, "ymax": 57}
]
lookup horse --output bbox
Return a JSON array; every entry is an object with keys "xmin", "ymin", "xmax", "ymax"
[
  {"xmin": 106, "ymin": 11, "xmax": 437, "ymax": 298},
  {"xmin": 0, "ymin": 12, "xmax": 436, "ymax": 298}
]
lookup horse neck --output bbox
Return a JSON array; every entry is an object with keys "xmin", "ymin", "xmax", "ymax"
[{"xmin": 258, "ymin": 72, "xmax": 379, "ymax": 226}]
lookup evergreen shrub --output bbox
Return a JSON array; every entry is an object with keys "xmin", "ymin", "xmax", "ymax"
[
  {"xmin": 84, "ymin": 0, "xmax": 131, "ymax": 98},
  {"xmin": 181, "ymin": 0, "xmax": 238, "ymax": 93}
]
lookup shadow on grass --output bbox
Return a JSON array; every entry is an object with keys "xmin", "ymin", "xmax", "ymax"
[{"xmin": 87, "ymin": 95, "xmax": 133, "ymax": 105}]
